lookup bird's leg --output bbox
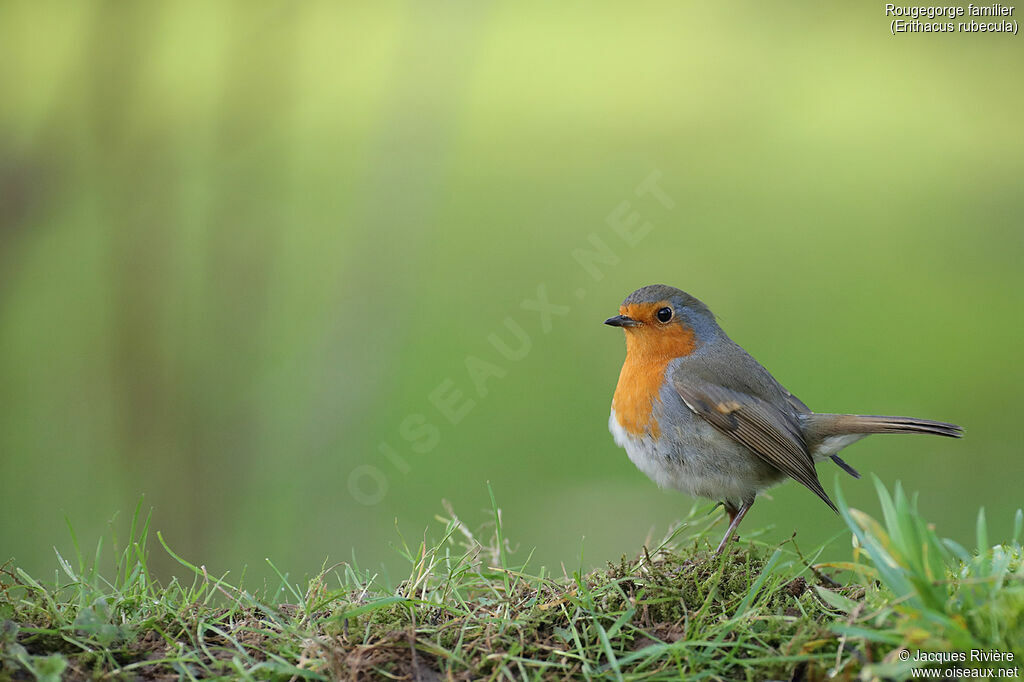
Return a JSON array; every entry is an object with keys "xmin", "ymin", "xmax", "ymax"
[{"xmin": 714, "ymin": 499, "xmax": 754, "ymax": 556}]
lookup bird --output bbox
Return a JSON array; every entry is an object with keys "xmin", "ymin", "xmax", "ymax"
[{"xmin": 604, "ymin": 284, "xmax": 962, "ymax": 555}]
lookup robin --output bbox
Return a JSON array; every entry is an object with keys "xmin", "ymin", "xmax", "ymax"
[{"xmin": 605, "ymin": 284, "xmax": 962, "ymax": 555}]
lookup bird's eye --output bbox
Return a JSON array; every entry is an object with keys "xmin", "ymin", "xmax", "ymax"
[{"xmin": 656, "ymin": 307, "xmax": 673, "ymax": 323}]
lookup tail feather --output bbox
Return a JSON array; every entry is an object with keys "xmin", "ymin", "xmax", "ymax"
[
  {"xmin": 803, "ymin": 414, "xmax": 962, "ymax": 479},
  {"xmin": 812, "ymin": 414, "xmax": 963, "ymax": 439}
]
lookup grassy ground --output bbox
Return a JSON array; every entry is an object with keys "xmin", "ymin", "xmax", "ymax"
[{"xmin": 2, "ymin": 481, "xmax": 1022, "ymax": 681}]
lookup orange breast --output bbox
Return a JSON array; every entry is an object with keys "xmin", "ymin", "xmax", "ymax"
[
  {"xmin": 612, "ymin": 356, "xmax": 670, "ymax": 438},
  {"xmin": 612, "ymin": 312, "xmax": 696, "ymax": 437}
]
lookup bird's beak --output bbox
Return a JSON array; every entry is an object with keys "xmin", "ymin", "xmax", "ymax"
[{"xmin": 604, "ymin": 314, "xmax": 639, "ymax": 328}]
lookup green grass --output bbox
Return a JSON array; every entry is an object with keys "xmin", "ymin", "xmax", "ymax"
[{"xmin": 2, "ymin": 481, "xmax": 1022, "ymax": 681}]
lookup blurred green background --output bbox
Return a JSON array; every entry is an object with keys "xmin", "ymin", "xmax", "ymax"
[{"xmin": 1, "ymin": 2, "xmax": 1021, "ymax": 586}]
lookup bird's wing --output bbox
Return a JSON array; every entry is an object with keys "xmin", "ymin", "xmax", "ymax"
[
  {"xmin": 672, "ymin": 378, "xmax": 837, "ymax": 512},
  {"xmin": 782, "ymin": 389, "xmax": 811, "ymax": 414}
]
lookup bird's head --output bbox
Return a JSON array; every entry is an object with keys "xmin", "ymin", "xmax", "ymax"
[{"xmin": 604, "ymin": 284, "xmax": 717, "ymax": 360}]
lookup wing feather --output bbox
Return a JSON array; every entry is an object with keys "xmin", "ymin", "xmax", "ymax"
[{"xmin": 674, "ymin": 379, "xmax": 838, "ymax": 513}]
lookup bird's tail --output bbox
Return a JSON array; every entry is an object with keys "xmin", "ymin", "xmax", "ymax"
[
  {"xmin": 806, "ymin": 414, "xmax": 963, "ymax": 439},
  {"xmin": 802, "ymin": 413, "xmax": 962, "ymax": 480}
]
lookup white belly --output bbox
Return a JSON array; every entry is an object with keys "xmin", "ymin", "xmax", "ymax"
[{"xmin": 608, "ymin": 407, "xmax": 783, "ymax": 505}]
